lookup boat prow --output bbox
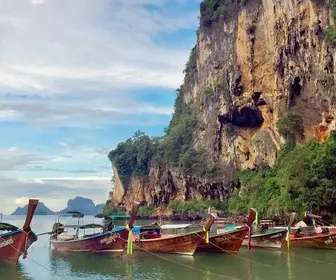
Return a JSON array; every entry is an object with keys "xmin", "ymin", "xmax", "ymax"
[
  {"xmin": 0, "ymin": 199, "xmax": 39, "ymax": 263},
  {"xmin": 197, "ymin": 209, "xmax": 256, "ymax": 253}
]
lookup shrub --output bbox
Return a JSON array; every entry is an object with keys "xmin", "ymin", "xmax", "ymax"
[
  {"xmin": 324, "ymin": 27, "xmax": 336, "ymax": 46},
  {"xmin": 277, "ymin": 111, "xmax": 304, "ymax": 140},
  {"xmin": 204, "ymin": 87, "xmax": 214, "ymax": 97},
  {"xmin": 183, "ymin": 46, "xmax": 197, "ymax": 78},
  {"xmin": 324, "ymin": 0, "xmax": 336, "ymax": 46},
  {"xmin": 138, "ymin": 205, "xmax": 155, "ymax": 216},
  {"xmin": 199, "ymin": 0, "xmax": 246, "ymax": 27},
  {"xmin": 169, "ymin": 200, "xmax": 227, "ymax": 214}
]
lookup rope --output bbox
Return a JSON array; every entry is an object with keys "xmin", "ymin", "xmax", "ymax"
[
  {"xmin": 118, "ymin": 236, "xmax": 240, "ymax": 280},
  {"xmin": 0, "ymin": 233, "xmax": 66, "ymax": 280},
  {"xmin": 285, "ymin": 250, "xmax": 336, "ymax": 265},
  {"xmin": 195, "ymin": 232, "xmax": 272, "ymax": 268},
  {"xmin": 198, "ymin": 229, "xmax": 336, "ymax": 266}
]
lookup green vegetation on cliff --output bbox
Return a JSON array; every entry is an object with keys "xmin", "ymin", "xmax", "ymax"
[
  {"xmin": 229, "ymin": 131, "xmax": 336, "ymax": 217},
  {"xmin": 108, "ymin": 94, "xmax": 197, "ymax": 176},
  {"xmin": 169, "ymin": 200, "xmax": 227, "ymax": 214},
  {"xmin": 102, "ymin": 191, "xmax": 126, "ymax": 215},
  {"xmin": 324, "ymin": 0, "xmax": 336, "ymax": 46},
  {"xmin": 200, "ymin": 0, "xmax": 246, "ymax": 27},
  {"xmin": 108, "ymin": 85, "xmax": 218, "ymax": 179},
  {"xmin": 276, "ymin": 111, "xmax": 304, "ymax": 141}
]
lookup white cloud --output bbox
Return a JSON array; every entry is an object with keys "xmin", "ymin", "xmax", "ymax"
[
  {"xmin": 0, "ymin": 0, "xmax": 200, "ymax": 127},
  {"xmin": 0, "ymin": 148, "xmax": 47, "ymax": 170},
  {"xmin": 0, "ymin": 0, "xmax": 202, "ymax": 212},
  {"xmin": 0, "ymin": 0, "xmax": 198, "ymax": 92},
  {"xmin": 0, "ymin": 176, "xmax": 111, "ymax": 214}
]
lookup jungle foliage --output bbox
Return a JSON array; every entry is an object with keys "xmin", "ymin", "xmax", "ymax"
[
  {"xmin": 324, "ymin": 0, "xmax": 336, "ymax": 46},
  {"xmin": 229, "ymin": 131, "xmax": 336, "ymax": 218}
]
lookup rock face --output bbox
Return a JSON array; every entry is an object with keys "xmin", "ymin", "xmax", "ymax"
[
  {"xmin": 60, "ymin": 197, "xmax": 103, "ymax": 215},
  {"xmin": 11, "ymin": 202, "xmax": 55, "ymax": 215},
  {"xmin": 112, "ymin": 0, "xmax": 336, "ymax": 211}
]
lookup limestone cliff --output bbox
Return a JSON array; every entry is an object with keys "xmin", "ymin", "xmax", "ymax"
[{"xmin": 111, "ymin": 0, "xmax": 336, "ymax": 212}]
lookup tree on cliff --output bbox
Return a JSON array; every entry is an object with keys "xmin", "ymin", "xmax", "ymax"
[{"xmin": 108, "ymin": 131, "xmax": 154, "ymax": 178}]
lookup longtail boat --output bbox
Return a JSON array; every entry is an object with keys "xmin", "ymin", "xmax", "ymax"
[
  {"xmin": 241, "ymin": 211, "xmax": 295, "ymax": 249},
  {"xmin": 133, "ymin": 215, "xmax": 216, "ymax": 255},
  {"xmin": 0, "ymin": 199, "xmax": 39, "ymax": 263},
  {"xmin": 289, "ymin": 213, "xmax": 336, "ymax": 249},
  {"xmin": 241, "ymin": 229, "xmax": 288, "ymax": 249},
  {"xmin": 50, "ymin": 202, "xmax": 139, "ymax": 256},
  {"xmin": 196, "ymin": 209, "xmax": 256, "ymax": 253}
]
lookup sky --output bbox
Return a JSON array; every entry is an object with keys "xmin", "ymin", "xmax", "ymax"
[{"xmin": 0, "ymin": 0, "xmax": 202, "ymax": 214}]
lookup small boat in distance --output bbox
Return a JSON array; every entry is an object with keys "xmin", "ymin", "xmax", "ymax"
[
  {"xmin": 0, "ymin": 199, "xmax": 39, "ymax": 263},
  {"xmin": 133, "ymin": 215, "xmax": 216, "ymax": 255},
  {"xmin": 49, "ymin": 202, "xmax": 140, "ymax": 256},
  {"xmin": 197, "ymin": 209, "xmax": 256, "ymax": 253}
]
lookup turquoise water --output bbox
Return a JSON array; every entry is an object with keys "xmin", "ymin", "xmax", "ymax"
[{"xmin": 0, "ymin": 216, "xmax": 335, "ymax": 280}]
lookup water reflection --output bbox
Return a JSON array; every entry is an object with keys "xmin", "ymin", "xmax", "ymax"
[
  {"xmin": 50, "ymin": 250, "xmax": 126, "ymax": 278},
  {"xmin": 0, "ymin": 262, "xmax": 32, "ymax": 280},
  {"xmin": 287, "ymin": 252, "xmax": 293, "ymax": 280}
]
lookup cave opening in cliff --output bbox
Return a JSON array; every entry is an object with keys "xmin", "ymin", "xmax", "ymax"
[
  {"xmin": 289, "ymin": 76, "xmax": 302, "ymax": 106},
  {"xmin": 236, "ymin": 107, "xmax": 264, "ymax": 127},
  {"xmin": 218, "ymin": 106, "xmax": 264, "ymax": 128},
  {"xmin": 292, "ymin": 77, "xmax": 301, "ymax": 94},
  {"xmin": 234, "ymin": 67, "xmax": 243, "ymax": 96}
]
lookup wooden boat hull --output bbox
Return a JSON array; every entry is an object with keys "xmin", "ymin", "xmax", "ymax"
[
  {"xmin": 197, "ymin": 226, "xmax": 248, "ymax": 253},
  {"xmin": 242, "ymin": 229, "xmax": 287, "ymax": 249},
  {"xmin": 50, "ymin": 229, "xmax": 129, "ymax": 256},
  {"xmin": 290, "ymin": 232, "xmax": 336, "ymax": 249},
  {"xmin": 0, "ymin": 230, "xmax": 37, "ymax": 263},
  {"xmin": 134, "ymin": 231, "xmax": 203, "ymax": 256}
]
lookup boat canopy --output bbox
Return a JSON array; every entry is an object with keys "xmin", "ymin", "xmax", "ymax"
[
  {"xmin": 306, "ymin": 213, "xmax": 322, "ymax": 219},
  {"xmin": 94, "ymin": 213, "xmax": 131, "ymax": 220},
  {"xmin": 79, "ymin": 223, "xmax": 103, "ymax": 229},
  {"xmin": 160, "ymin": 224, "xmax": 192, "ymax": 229},
  {"xmin": 0, "ymin": 222, "xmax": 19, "ymax": 232},
  {"xmin": 61, "ymin": 211, "xmax": 84, "ymax": 218},
  {"xmin": 57, "ymin": 223, "xmax": 103, "ymax": 229},
  {"xmin": 108, "ymin": 214, "xmax": 130, "ymax": 220}
]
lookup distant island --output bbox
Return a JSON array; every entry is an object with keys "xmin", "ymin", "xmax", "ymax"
[
  {"xmin": 11, "ymin": 202, "xmax": 55, "ymax": 215},
  {"xmin": 59, "ymin": 196, "xmax": 104, "ymax": 216},
  {"xmin": 11, "ymin": 196, "xmax": 105, "ymax": 216}
]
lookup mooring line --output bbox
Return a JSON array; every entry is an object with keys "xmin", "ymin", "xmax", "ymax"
[
  {"xmin": 213, "ymin": 229, "xmax": 336, "ymax": 266},
  {"xmin": 195, "ymin": 233, "xmax": 272, "ymax": 268},
  {"xmin": 119, "ymin": 236, "xmax": 240, "ymax": 280},
  {"xmin": 0, "ymin": 234, "xmax": 66, "ymax": 280}
]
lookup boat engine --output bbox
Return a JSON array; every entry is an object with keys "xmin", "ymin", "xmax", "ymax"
[{"xmin": 51, "ymin": 222, "xmax": 64, "ymax": 236}]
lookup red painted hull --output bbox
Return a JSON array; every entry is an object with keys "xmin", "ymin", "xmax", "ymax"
[
  {"xmin": 50, "ymin": 229, "xmax": 130, "ymax": 256},
  {"xmin": 0, "ymin": 230, "xmax": 36, "ymax": 263},
  {"xmin": 197, "ymin": 226, "xmax": 248, "ymax": 253},
  {"xmin": 291, "ymin": 232, "xmax": 336, "ymax": 249},
  {"xmin": 134, "ymin": 231, "xmax": 203, "ymax": 255},
  {"xmin": 242, "ymin": 229, "xmax": 287, "ymax": 249}
]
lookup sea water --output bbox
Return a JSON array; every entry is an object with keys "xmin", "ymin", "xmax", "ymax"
[{"xmin": 0, "ymin": 215, "xmax": 335, "ymax": 280}]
